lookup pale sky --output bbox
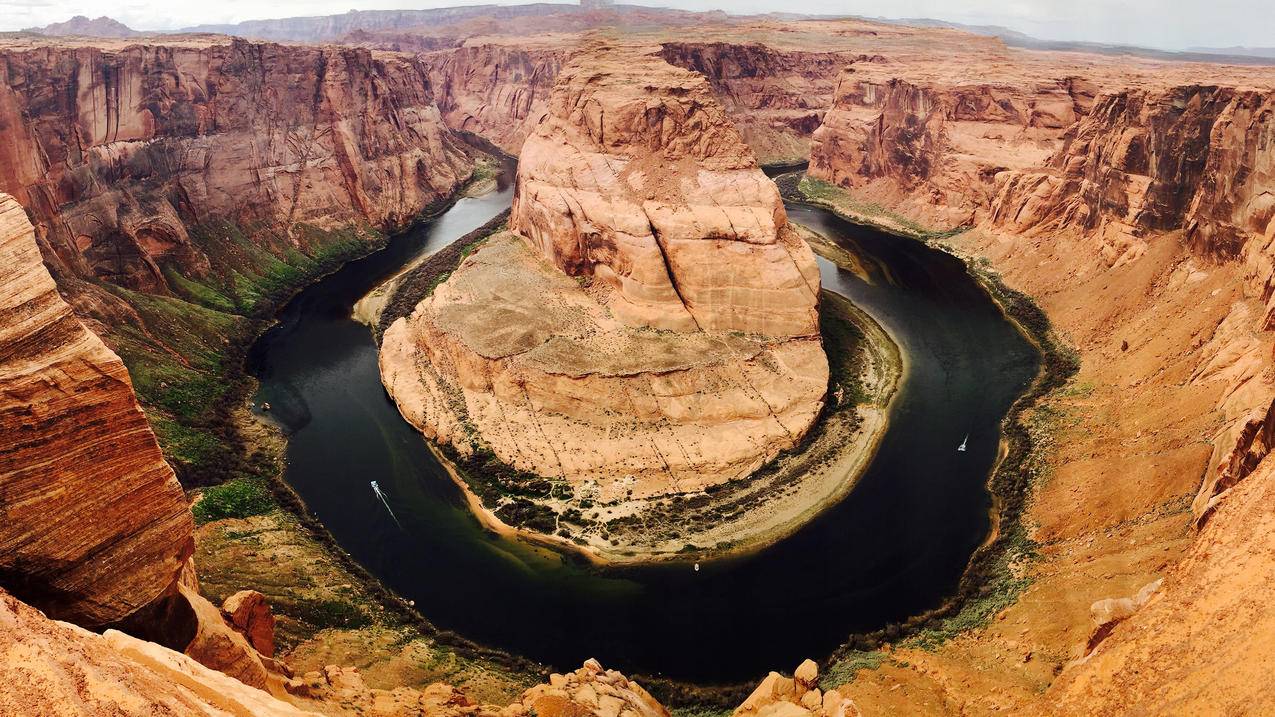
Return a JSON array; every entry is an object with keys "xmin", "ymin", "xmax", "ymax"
[{"xmin": 1, "ymin": 0, "xmax": 1270, "ymax": 51}]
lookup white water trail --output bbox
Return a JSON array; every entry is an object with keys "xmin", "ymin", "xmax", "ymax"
[{"xmin": 370, "ymin": 481, "xmax": 402, "ymax": 529}]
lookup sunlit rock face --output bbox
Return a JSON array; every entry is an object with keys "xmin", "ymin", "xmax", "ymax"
[
  {"xmin": 382, "ymin": 44, "xmax": 827, "ymax": 506},
  {"xmin": 511, "ymin": 43, "xmax": 822, "ymax": 337},
  {"xmin": 0, "ymin": 37, "xmax": 472, "ymax": 295},
  {"xmin": 0, "ymin": 194, "xmax": 192, "ymax": 627}
]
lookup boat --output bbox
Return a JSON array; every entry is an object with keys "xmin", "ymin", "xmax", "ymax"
[{"xmin": 957, "ymin": 434, "xmax": 968, "ymax": 452}]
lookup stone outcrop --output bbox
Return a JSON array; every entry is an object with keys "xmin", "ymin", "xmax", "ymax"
[
  {"xmin": 0, "ymin": 194, "xmax": 192, "ymax": 627},
  {"xmin": 735, "ymin": 660, "xmax": 860, "ymax": 717},
  {"xmin": 223, "ymin": 589, "xmax": 277, "ymax": 658},
  {"xmin": 0, "ymin": 587, "xmax": 317, "ymax": 717},
  {"xmin": 511, "ymin": 44, "xmax": 821, "ymax": 336},
  {"xmin": 0, "ymin": 37, "xmax": 472, "ymax": 295},
  {"xmin": 382, "ymin": 45, "xmax": 827, "ymax": 521}
]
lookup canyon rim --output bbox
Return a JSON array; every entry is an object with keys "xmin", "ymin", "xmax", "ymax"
[{"xmin": 2, "ymin": 3, "xmax": 1275, "ymax": 716}]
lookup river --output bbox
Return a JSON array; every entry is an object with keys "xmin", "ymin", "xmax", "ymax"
[{"xmin": 247, "ymin": 170, "xmax": 1039, "ymax": 683}]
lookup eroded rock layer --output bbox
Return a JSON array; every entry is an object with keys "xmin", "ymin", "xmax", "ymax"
[
  {"xmin": 383, "ymin": 44, "xmax": 827, "ymax": 508},
  {"xmin": 0, "ymin": 37, "xmax": 472, "ymax": 295},
  {"xmin": 511, "ymin": 44, "xmax": 822, "ymax": 336},
  {"xmin": 0, "ymin": 194, "xmax": 192, "ymax": 627},
  {"xmin": 383, "ymin": 232, "xmax": 827, "ymax": 498}
]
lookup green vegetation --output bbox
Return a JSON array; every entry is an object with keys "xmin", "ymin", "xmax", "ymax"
[
  {"xmin": 103, "ymin": 220, "xmax": 387, "ymax": 486},
  {"xmin": 671, "ymin": 707, "xmax": 734, "ymax": 717},
  {"xmin": 794, "ymin": 176, "xmax": 966, "ymax": 241},
  {"xmin": 192, "ymin": 477, "xmax": 275, "ymax": 524},
  {"xmin": 819, "ymin": 294, "xmax": 871, "ymax": 407},
  {"xmin": 820, "ymin": 650, "xmax": 890, "ymax": 689}
]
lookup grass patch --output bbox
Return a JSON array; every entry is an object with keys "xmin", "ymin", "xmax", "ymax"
[
  {"xmin": 821, "ymin": 650, "xmax": 890, "ymax": 689},
  {"xmin": 193, "ymin": 477, "xmax": 275, "ymax": 524},
  {"xmin": 791, "ymin": 176, "xmax": 966, "ymax": 241}
]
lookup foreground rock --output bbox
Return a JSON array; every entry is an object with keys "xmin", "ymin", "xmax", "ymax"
[
  {"xmin": 0, "ymin": 194, "xmax": 192, "ymax": 627},
  {"xmin": 381, "ymin": 43, "xmax": 829, "ymax": 556},
  {"xmin": 0, "ymin": 588, "xmax": 317, "ymax": 716},
  {"xmin": 735, "ymin": 659, "xmax": 859, "ymax": 717}
]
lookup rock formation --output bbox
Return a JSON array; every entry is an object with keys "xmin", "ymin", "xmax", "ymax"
[
  {"xmin": 0, "ymin": 37, "xmax": 472, "ymax": 296},
  {"xmin": 382, "ymin": 44, "xmax": 826, "ymax": 516},
  {"xmin": 511, "ymin": 44, "xmax": 821, "ymax": 336},
  {"xmin": 0, "ymin": 194, "xmax": 192, "ymax": 627},
  {"xmin": 223, "ymin": 589, "xmax": 277, "ymax": 658},
  {"xmin": 809, "ymin": 71, "xmax": 1094, "ymax": 227},
  {"xmin": 735, "ymin": 660, "xmax": 859, "ymax": 717},
  {"xmin": 0, "ymin": 588, "xmax": 318, "ymax": 717}
]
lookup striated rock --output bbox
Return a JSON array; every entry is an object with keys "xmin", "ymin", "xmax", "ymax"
[
  {"xmin": 0, "ymin": 194, "xmax": 192, "ymax": 627},
  {"xmin": 223, "ymin": 589, "xmax": 277, "ymax": 658},
  {"xmin": 0, "ymin": 37, "xmax": 472, "ymax": 295},
  {"xmin": 382, "ymin": 44, "xmax": 827, "ymax": 521},
  {"xmin": 809, "ymin": 71, "xmax": 1082, "ymax": 228},
  {"xmin": 422, "ymin": 44, "xmax": 566, "ymax": 154},
  {"xmin": 511, "ymin": 43, "xmax": 821, "ymax": 336},
  {"xmin": 658, "ymin": 42, "xmax": 858, "ymax": 164},
  {"xmin": 0, "ymin": 588, "xmax": 318, "ymax": 716},
  {"xmin": 382, "ymin": 232, "xmax": 827, "ymax": 498},
  {"xmin": 735, "ymin": 660, "xmax": 860, "ymax": 717}
]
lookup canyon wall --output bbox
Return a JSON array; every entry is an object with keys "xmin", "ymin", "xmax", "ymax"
[
  {"xmin": 803, "ymin": 58, "xmax": 1275, "ymax": 711},
  {"xmin": 0, "ymin": 194, "xmax": 192, "ymax": 627},
  {"xmin": 418, "ymin": 40, "xmax": 853, "ymax": 164},
  {"xmin": 658, "ymin": 42, "xmax": 859, "ymax": 164},
  {"xmin": 421, "ymin": 44, "xmax": 565, "ymax": 154},
  {"xmin": 808, "ymin": 71, "xmax": 1094, "ymax": 227},
  {"xmin": 0, "ymin": 37, "xmax": 472, "ymax": 297}
]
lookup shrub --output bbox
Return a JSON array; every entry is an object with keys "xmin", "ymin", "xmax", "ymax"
[{"xmin": 193, "ymin": 478, "xmax": 275, "ymax": 524}]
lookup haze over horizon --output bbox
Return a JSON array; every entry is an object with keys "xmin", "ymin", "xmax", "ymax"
[{"xmin": 1, "ymin": 0, "xmax": 1270, "ymax": 52}]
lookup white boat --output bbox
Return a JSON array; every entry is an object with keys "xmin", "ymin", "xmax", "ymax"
[{"xmin": 957, "ymin": 434, "xmax": 968, "ymax": 452}]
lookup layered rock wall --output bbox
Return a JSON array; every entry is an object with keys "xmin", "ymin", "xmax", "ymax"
[
  {"xmin": 659, "ymin": 42, "xmax": 858, "ymax": 163},
  {"xmin": 809, "ymin": 71, "xmax": 1095, "ymax": 226},
  {"xmin": 0, "ymin": 194, "xmax": 192, "ymax": 626},
  {"xmin": 422, "ymin": 44, "xmax": 566, "ymax": 154},
  {"xmin": 0, "ymin": 38, "xmax": 472, "ymax": 294}
]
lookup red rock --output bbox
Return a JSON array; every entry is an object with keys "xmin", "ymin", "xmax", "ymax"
[
  {"xmin": 0, "ymin": 37, "xmax": 472, "ymax": 294},
  {"xmin": 0, "ymin": 194, "xmax": 192, "ymax": 627},
  {"xmin": 222, "ymin": 589, "xmax": 277, "ymax": 658}
]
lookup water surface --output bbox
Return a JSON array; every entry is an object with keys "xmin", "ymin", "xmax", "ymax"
[{"xmin": 249, "ymin": 177, "xmax": 1039, "ymax": 683}]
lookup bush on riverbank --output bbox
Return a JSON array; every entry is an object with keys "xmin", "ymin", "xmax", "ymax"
[{"xmin": 193, "ymin": 477, "xmax": 275, "ymax": 524}]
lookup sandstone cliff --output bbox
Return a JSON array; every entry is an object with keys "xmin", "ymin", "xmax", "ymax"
[
  {"xmin": 0, "ymin": 194, "xmax": 192, "ymax": 627},
  {"xmin": 659, "ymin": 42, "xmax": 859, "ymax": 164},
  {"xmin": 0, "ymin": 37, "xmax": 472, "ymax": 296},
  {"xmin": 381, "ymin": 44, "xmax": 829, "ymax": 554},
  {"xmin": 808, "ymin": 72, "xmax": 1090, "ymax": 228},
  {"xmin": 422, "ymin": 44, "xmax": 566, "ymax": 155}
]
